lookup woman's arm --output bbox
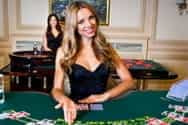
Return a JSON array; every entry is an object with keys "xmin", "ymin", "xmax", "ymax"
[
  {"xmin": 51, "ymin": 48, "xmax": 66, "ymax": 103},
  {"xmin": 42, "ymin": 33, "xmax": 52, "ymax": 51},
  {"xmin": 104, "ymin": 58, "xmax": 134, "ymax": 99},
  {"xmin": 51, "ymin": 48, "xmax": 77, "ymax": 125}
]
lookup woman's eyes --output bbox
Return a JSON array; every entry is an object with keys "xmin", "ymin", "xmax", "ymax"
[
  {"xmin": 78, "ymin": 19, "xmax": 84, "ymax": 24},
  {"xmin": 89, "ymin": 15, "xmax": 95, "ymax": 20},
  {"xmin": 78, "ymin": 16, "xmax": 95, "ymax": 24}
]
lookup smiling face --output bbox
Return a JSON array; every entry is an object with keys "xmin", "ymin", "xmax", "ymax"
[
  {"xmin": 77, "ymin": 8, "xmax": 97, "ymax": 40},
  {"xmin": 49, "ymin": 16, "xmax": 58, "ymax": 27}
]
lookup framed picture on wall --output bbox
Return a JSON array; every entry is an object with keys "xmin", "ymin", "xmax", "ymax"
[{"xmin": 49, "ymin": 0, "xmax": 110, "ymax": 25}]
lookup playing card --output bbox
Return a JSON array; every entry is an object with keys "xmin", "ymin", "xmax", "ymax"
[
  {"xmin": 36, "ymin": 119, "xmax": 54, "ymax": 125},
  {"xmin": 163, "ymin": 111, "xmax": 187, "ymax": 123},
  {"xmin": 25, "ymin": 122, "xmax": 36, "ymax": 125},
  {"xmin": 147, "ymin": 118, "xmax": 170, "ymax": 125},
  {"xmin": 182, "ymin": 117, "xmax": 188, "ymax": 123},
  {"xmin": 7, "ymin": 111, "xmax": 30, "ymax": 119},
  {"xmin": 77, "ymin": 104, "xmax": 89, "ymax": 111},
  {"xmin": 0, "ymin": 112, "xmax": 9, "ymax": 119},
  {"xmin": 168, "ymin": 104, "xmax": 188, "ymax": 113},
  {"xmin": 89, "ymin": 104, "xmax": 103, "ymax": 111},
  {"xmin": 77, "ymin": 104, "xmax": 103, "ymax": 111}
]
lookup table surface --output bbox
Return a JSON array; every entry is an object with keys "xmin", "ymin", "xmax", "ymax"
[
  {"xmin": 0, "ymin": 91, "xmax": 187, "ymax": 125},
  {"xmin": 0, "ymin": 59, "xmax": 178, "ymax": 80}
]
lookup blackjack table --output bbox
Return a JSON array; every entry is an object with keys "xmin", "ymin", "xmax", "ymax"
[{"xmin": 0, "ymin": 90, "xmax": 187, "ymax": 125}]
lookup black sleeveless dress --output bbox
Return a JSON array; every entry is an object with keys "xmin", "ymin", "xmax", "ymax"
[
  {"xmin": 46, "ymin": 32, "xmax": 63, "ymax": 54},
  {"xmin": 68, "ymin": 63, "xmax": 110, "ymax": 102}
]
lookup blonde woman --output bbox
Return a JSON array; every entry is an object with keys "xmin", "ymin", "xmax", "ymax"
[{"xmin": 52, "ymin": 1, "xmax": 134, "ymax": 124}]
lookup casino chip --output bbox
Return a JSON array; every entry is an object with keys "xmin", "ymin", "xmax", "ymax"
[
  {"xmin": 0, "ymin": 112, "xmax": 9, "ymax": 119},
  {"xmin": 36, "ymin": 119, "xmax": 54, "ymax": 125},
  {"xmin": 26, "ymin": 122, "xmax": 36, "ymax": 125}
]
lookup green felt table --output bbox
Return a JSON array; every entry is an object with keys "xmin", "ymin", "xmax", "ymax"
[{"xmin": 0, "ymin": 91, "xmax": 187, "ymax": 125}]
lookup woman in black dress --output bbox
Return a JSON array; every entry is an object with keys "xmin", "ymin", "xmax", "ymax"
[
  {"xmin": 42, "ymin": 14, "xmax": 63, "ymax": 55},
  {"xmin": 52, "ymin": 1, "xmax": 134, "ymax": 124}
]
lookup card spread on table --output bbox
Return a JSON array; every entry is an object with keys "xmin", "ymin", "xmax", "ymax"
[
  {"xmin": 89, "ymin": 104, "xmax": 103, "ymax": 111},
  {"xmin": 35, "ymin": 119, "xmax": 54, "ymax": 125},
  {"xmin": 55, "ymin": 103, "xmax": 104, "ymax": 111},
  {"xmin": 7, "ymin": 111, "xmax": 30, "ymax": 120},
  {"xmin": 77, "ymin": 104, "xmax": 89, "ymax": 111},
  {"xmin": 161, "ymin": 104, "xmax": 188, "ymax": 124},
  {"xmin": 77, "ymin": 103, "xmax": 103, "ymax": 111},
  {"xmin": 2, "ymin": 103, "xmax": 188, "ymax": 125},
  {"xmin": 0, "ymin": 112, "xmax": 9, "ymax": 119},
  {"xmin": 168, "ymin": 104, "xmax": 188, "ymax": 113},
  {"xmin": 165, "ymin": 112, "xmax": 188, "ymax": 123},
  {"xmin": 147, "ymin": 118, "xmax": 170, "ymax": 125},
  {"xmin": 0, "ymin": 110, "xmax": 30, "ymax": 120}
]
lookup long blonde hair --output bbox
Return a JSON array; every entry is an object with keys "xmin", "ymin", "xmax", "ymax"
[{"xmin": 60, "ymin": 1, "xmax": 119, "ymax": 72}]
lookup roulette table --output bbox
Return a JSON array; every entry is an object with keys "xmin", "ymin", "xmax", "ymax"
[{"xmin": 122, "ymin": 59, "xmax": 177, "ymax": 79}]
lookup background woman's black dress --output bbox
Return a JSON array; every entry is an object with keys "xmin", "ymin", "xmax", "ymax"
[{"xmin": 47, "ymin": 32, "xmax": 63, "ymax": 54}]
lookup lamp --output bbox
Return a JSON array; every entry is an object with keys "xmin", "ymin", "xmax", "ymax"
[{"xmin": 176, "ymin": 0, "xmax": 188, "ymax": 15}]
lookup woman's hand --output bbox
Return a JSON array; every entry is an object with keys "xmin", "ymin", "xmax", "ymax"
[
  {"xmin": 56, "ymin": 97, "xmax": 77, "ymax": 125},
  {"xmin": 64, "ymin": 98, "xmax": 77, "ymax": 125},
  {"xmin": 44, "ymin": 47, "xmax": 52, "ymax": 52},
  {"xmin": 78, "ymin": 93, "xmax": 110, "ymax": 104}
]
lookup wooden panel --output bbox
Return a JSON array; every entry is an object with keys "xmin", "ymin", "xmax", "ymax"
[
  {"xmin": 16, "ymin": 0, "xmax": 48, "ymax": 29},
  {"xmin": 145, "ymin": 40, "xmax": 188, "ymax": 90},
  {"xmin": 110, "ymin": 0, "xmax": 144, "ymax": 29},
  {"xmin": 156, "ymin": 0, "xmax": 188, "ymax": 40},
  {"xmin": 10, "ymin": 34, "xmax": 42, "ymax": 52},
  {"xmin": 0, "ymin": 0, "xmax": 8, "ymax": 40},
  {"xmin": 16, "ymin": 41, "xmax": 42, "ymax": 51},
  {"xmin": 102, "ymin": 0, "xmax": 157, "ymax": 39},
  {"xmin": 109, "ymin": 39, "xmax": 148, "ymax": 59},
  {"xmin": 0, "ymin": 0, "xmax": 4, "ymax": 38}
]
